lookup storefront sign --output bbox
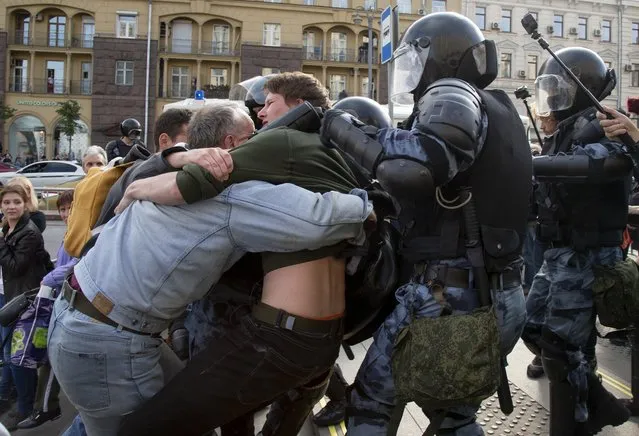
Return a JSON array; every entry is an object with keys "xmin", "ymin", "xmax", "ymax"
[{"xmin": 15, "ymin": 100, "xmax": 61, "ymax": 107}]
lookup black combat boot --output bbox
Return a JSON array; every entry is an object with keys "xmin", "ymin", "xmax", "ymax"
[
  {"xmin": 585, "ymin": 372, "xmax": 630, "ymax": 434},
  {"xmin": 527, "ymin": 355, "xmax": 545, "ymax": 379}
]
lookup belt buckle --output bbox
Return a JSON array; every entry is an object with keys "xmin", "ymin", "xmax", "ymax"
[
  {"xmin": 283, "ymin": 315, "xmax": 296, "ymax": 331},
  {"xmin": 68, "ymin": 288, "xmax": 77, "ymax": 310}
]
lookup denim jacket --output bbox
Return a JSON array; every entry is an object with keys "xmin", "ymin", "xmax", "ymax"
[{"xmin": 74, "ymin": 181, "xmax": 371, "ymax": 333}]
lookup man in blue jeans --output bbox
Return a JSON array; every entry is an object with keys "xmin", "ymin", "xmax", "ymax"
[{"xmin": 48, "ymin": 179, "xmax": 371, "ymax": 436}]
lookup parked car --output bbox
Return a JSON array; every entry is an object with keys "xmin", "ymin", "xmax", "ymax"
[
  {"xmin": 0, "ymin": 161, "xmax": 85, "ymax": 187},
  {"xmin": 0, "ymin": 162, "xmax": 17, "ymax": 173}
]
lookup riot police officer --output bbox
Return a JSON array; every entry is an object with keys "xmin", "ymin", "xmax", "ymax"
[
  {"xmin": 229, "ymin": 75, "xmax": 275, "ymax": 130},
  {"xmin": 105, "ymin": 118, "xmax": 144, "ymax": 161},
  {"xmin": 320, "ymin": 12, "xmax": 530, "ymax": 435},
  {"xmin": 521, "ymin": 47, "xmax": 631, "ymax": 435}
]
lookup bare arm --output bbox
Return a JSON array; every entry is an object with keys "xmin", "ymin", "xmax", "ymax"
[{"xmin": 598, "ymin": 106, "xmax": 639, "ymax": 143}]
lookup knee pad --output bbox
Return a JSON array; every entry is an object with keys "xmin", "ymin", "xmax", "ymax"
[
  {"xmin": 522, "ymin": 339, "xmax": 541, "ymax": 357},
  {"xmin": 520, "ymin": 324, "xmax": 541, "ymax": 349}
]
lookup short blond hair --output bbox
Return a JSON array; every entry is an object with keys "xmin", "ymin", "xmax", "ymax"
[{"xmin": 6, "ymin": 176, "xmax": 38, "ymax": 212}]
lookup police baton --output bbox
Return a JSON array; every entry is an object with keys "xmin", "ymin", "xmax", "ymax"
[
  {"xmin": 514, "ymin": 86, "xmax": 544, "ymax": 147},
  {"xmin": 521, "ymin": 13, "xmax": 637, "ymax": 151}
]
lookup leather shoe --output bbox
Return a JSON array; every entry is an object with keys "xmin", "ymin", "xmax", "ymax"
[
  {"xmin": 313, "ymin": 399, "xmax": 346, "ymax": 427},
  {"xmin": 16, "ymin": 407, "xmax": 62, "ymax": 429}
]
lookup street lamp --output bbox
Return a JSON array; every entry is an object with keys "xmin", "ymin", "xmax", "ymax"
[{"xmin": 352, "ymin": 6, "xmax": 375, "ymax": 99}]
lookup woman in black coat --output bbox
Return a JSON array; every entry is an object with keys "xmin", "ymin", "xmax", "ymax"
[{"xmin": 0, "ymin": 183, "xmax": 52, "ymax": 430}]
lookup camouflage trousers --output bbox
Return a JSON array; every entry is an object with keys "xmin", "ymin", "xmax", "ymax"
[
  {"xmin": 522, "ymin": 246, "xmax": 621, "ymax": 422},
  {"xmin": 347, "ymin": 259, "xmax": 526, "ymax": 436}
]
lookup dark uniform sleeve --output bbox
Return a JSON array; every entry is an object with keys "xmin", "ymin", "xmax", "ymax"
[{"xmin": 176, "ymin": 130, "xmax": 296, "ymax": 203}]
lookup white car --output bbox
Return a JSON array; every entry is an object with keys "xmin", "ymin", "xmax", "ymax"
[{"xmin": 0, "ymin": 160, "xmax": 85, "ymax": 188}]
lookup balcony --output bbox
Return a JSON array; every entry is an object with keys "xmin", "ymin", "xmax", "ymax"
[
  {"xmin": 31, "ymin": 79, "xmax": 67, "ymax": 94},
  {"xmin": 168, "ymin": 83, "xmax": 194, "ymax": 99},
  {"xmin": 302, "ymin": 45, "xmax": 323, "ymax": 61},
  {"xmin": 200, "ymin": 41, "xmax": 237, "ymax": 56},
  {"xmin": 8, "ymin": 81, "xmax": 30, "ymax": 93},
  {"xmin": 160, "ymin": 38, "xmax": 198, "ymax": 54},
  {"xmin": 71, "ymin": 33, "xmax": 95, "ymax": 49},
  {"xmin": 70, "ymin": 80, "xmax": 92, "ymax": 95},
  {"xmin": 11, "ymin": 31, "xmax": 30, "ymax": 46},
  {"xmin": 202, "ymin": 84, "xmax": 230, "ymax": 99},
  {"xmin": 32, "ymin": 31, "xmax": 68, "ymax": 48},
  {"xmin": 327, "ymin": 49, "xmax": 357, "ymax": 63}
]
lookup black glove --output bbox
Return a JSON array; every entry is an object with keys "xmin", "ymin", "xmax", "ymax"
[{"xmin": 319, "ymin": 109, "xmax": 349, "ymax": 148}]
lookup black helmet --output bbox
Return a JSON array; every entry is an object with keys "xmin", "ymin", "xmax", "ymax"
[
  {"xmin": 120, "ymin": 118, "xmax": 142, "ymax": 138},
  {"xmin": 332, "ymin": 97, "xmax": 392, "ymax": 129},
  {"xmin": 229, "ymin": 75, "xmax": 277, "ymax": 129},
  {"xmin": 391, "ymin": 12, "xmax": 497, "ymax": 105},
  {"xmin": 535, "ymin": 47, "xmax": 615, "ymax": 121}
]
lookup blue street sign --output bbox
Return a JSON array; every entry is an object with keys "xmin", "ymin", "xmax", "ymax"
[
  {"xmin": 380, "ymin": 6, "xmax": 393, "ymax": 64},
  {"xmin": 194, "ymin": 90, "xmax": 204, "ymax": 100}
]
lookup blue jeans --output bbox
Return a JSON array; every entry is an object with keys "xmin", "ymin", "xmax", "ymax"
[
  {"xmin": 0, "ymin": 294, "xmax": 14, "ymax": 400},
  {"xmin": 48, "ymin": 296, "xmax": 174, "ymax": 436},
  {"xmin": 0, "ymin": 294, "xmax": 37, "ymax": 416},
  {"xmin": 347, "ymin": 259, "xmax": 526, "ymax": 436},
  {"xmin": 62, "ymin": 414, "xmax": 87, "ymax": 436}
]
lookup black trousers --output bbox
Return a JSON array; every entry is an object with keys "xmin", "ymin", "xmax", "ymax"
[{"xmin": 118, "ymin": 314, "xmax": 342, "ymax": 436}]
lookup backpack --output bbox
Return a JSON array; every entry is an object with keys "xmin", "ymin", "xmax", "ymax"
[{"xmin": 63, "ymin": 162, "xmax": 136, "ymax": 257}]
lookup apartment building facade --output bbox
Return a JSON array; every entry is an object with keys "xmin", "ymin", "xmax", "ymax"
[
  {"xmin": 0, "ymin": 0, "xmax": 462, "ymax": 160},
  {"xmin": 462, "ymin": 0, "xmax": 639, "ymax": 117}
]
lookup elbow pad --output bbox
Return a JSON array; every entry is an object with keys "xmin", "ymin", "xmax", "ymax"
[
  {"xmin": 376, "ymin": 158, "xmax": 435, "ymax": 200},
  {"xmin": 416, "ymin": 78, "xmax": 483, "ymax": 163},
  {"xmin": 320, "ymin": 110, "xmax": 384, "ymax": 174},
  {"xmin": 534, "ymin": 154, "xmax": 632, "ymax": 183}
]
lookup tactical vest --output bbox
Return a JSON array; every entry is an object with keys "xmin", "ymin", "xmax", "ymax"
[
  {"xmin": 536, "ymin": 109, "xmax": 631, "ymax": 250},
  {"xmin": 399, "ymin": 89, "xmax": 532, "ymax": 273}
]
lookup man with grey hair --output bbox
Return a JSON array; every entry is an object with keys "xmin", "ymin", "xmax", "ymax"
[
  {"xmin": 188, "ymin": 101, "xmax": 255, "ymax": 150},
  {"xmin": 81, "ymin": 146, "xmax": 107, "ymax": 173}
]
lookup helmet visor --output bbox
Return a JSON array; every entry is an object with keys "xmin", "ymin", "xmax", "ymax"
[
  {"xmin": 535, "ymin": 73, "xmax": 577, "ymax": 117},
  {"xmin": 229, "ymin": 76, "xmax": 264, "ymax": 102},
  {"xmin": 391, "ymin": 41, "xmax": 430, "ymax": 105}
]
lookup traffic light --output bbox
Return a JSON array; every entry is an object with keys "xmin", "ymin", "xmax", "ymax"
[{"xmin": 628, "ymin": 97, "xmax": 639, "ymax": 115}]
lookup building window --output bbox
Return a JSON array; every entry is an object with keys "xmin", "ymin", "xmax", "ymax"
[
  {"xmin": 303, "ymin": 31, "xmax": 322, "ymax": 60},
  {"xmin": 115, "ymin": 60, "xmax": 134, "ymax": 85},
  {"xmin": 432, "ymin": 1, "xmax": 446, "ymax": 13},
  {"xmin": 500, "ymin": 53, "xmax": 512, "ymax": 78},
  {"xmin": 330, "ymin": 32, "xmax": 348, "ymax": 62},
  {"xmin": 397, "ymin": 0, "xmax": 411, "ymax": 14},
  {"xmin": 527, "ymin": 55, "xmax": 538, "ymax": 79},
  {"xmin": 553, "ymin": 15, "xmax": 563, "ymax": 37},
  {"xmin": 303, "ymin": 0, "xmax": 316, "ymax": 4},
  {"xmin": 578, "ymin": 17, "xmax": 587, "ymax": 40},
  {"xmin": 8, "ymin": 116, "xmax": 46, "ymax": 163},
  {"xmin": 171, "ymin": 67, "xmax": 190, "ymax": 98},
  {"xmin": 262, "ymin": 67, "xmax": 281, "ymax": 75},
  {"xmin": 213, "ymin": 24, "xmax": 230, "ymax": 54},
  {"xmin": 601, "ymin": 19, "xmax": 611, "ymax": 42},
  {"xmin": 263, "ymin": 23, "xmax": 281, "ymax": 47},
  {"xmin": 332, "ymin": 0, "xmax": 348, "ymax": 8},
  {"xmin": 364, "ymin": 0, "xmax": 377, "ymax": 9},
  {"xmin": 633, "ymin": 22, "xmax": 639, "ymax": 44},
  {"xmin": 117, "ymin": 14, "xmax": 137, "ymax": 38},
  {"xmin": 264, "ymin": 0, "xmax": 282, "ymax": 2},
  {"xmin": 329, "ymin": 74, "xmax": 346, "ymax": 100},
  {"xmin": 632, "ymin": 65, "xmax": 639, "ymax": 87},
  {"xmin": 210, "ymin": 68, "xmax": 227, "ymax": 86},
  {"xmin": 475, "ymin": 7, "xmax": 486, "ymax": 30},
  {"xmin": 48, "ymin": 16, "xmax": 66, "ymax": 47},
  {"xmin": 501, "ymin": 10, "xmax": 512, "ymax": 32},
  {"xmin": 11, "ymin": 59, "xmax": 29, "ymax": 92}
]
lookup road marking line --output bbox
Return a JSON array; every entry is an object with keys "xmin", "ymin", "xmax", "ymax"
[{"xmin": 597, "ymin": 370, "xmax": 633, "ymax": 397}]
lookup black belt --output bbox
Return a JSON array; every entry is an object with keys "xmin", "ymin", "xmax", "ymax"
[
  {"xmin": 251, "ymin": 303, "xmax": 343, "ymax": 337},
  {"xmin": 61, "ymin": 282, "xmax": 159, "ymax": 337},
  {"xmin": 434, "ymin": 266, "xmax": 522, "ymax": 291}
]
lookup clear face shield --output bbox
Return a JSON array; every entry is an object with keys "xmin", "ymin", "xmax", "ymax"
[
  {"xmin": 128, "ymin": 129, "xmax": 142, "ymax": 140},
  {"xmin": 390, "ymin": 38, "xmax": 430, "ymax": 105},
  {"xmin": 535, "ymin": 72, "xmax": 577, "ymax": 117},
  {"xmin": 229, "ymin": 76, "xmax": 267, "ymax": 105}
]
